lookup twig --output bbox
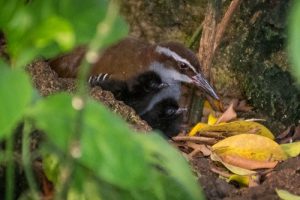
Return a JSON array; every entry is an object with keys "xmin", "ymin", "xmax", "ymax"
[
  {"xmin": 172, "ymin": 136, "xmax": 217, "ymax": 145},
  {"xmin": 214, "ymin": 0, "xmax": 242, "ymax": 52},
  {"xmin": 188, "ymin": 1, "xmax": 220, "ymax": 126},
  {"xmin": 188, "ymin": 0, "xmax": 242, "ymax": 125},
  {"xmin": 199, "ymin": 1, "xmax": 219, "ymax": 78},
  {"xmin": 196, "ymin": 131, "xmax": 225, "ymax": 139}
]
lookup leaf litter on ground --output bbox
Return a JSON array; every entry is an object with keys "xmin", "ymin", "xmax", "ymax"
[{"xmin": 173, "ymin": 99, "xmax": 299, "ymax": 187}]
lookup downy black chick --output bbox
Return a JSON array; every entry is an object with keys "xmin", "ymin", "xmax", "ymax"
[
  {"xmin": 88, "ymin": 71, "xmax": 168, "ymax": 114},
  {"xmin": 140, "ymin": 98, "xmax": 185, "ymax": 138}
]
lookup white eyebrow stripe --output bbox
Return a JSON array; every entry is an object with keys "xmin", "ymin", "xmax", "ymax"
[{"xmin": 155, "ymin": 46, "xmax": 197, "ymax": 73}]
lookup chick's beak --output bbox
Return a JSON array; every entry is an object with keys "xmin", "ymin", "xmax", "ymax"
[
  {"xmin": 157, "ymin": 82, "xmax": 169, "ymax": 89},
  {"xmin": 192, "ymin": 74, "xmax": 219, "ymax": 100},
  {"xmin": 175, "ymin": 107, "xmax": 188, "ymax": 115}
]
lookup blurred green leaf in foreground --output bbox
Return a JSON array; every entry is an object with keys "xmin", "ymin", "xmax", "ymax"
[{"xmin": 288, "ymin": 0, "xmax": 300, "ymax": 84}]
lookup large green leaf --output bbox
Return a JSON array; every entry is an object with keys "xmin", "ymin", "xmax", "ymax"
[
  {"xmin": 0, "ymin": 60, "xmax": 33, "ymax": 138},
  {"xmin": 81, "ymin": 98, "xmax": 153, "ymax": 190},
  {"xmin": 31, "ymin": 93, "xmax": 204, "ymax": 199},
  {"xmin": 289, "ymin": 1, "xmax": 300, "ymax": 84},
  {"xmin": 137, "ymin": 133, "xmax": 205, "ymax": 200},
  {"xmin": 29, "ymin": 93, "xmax": 77, "ymax": 150},
  {"xmin": 30, "ymin": 93, "xmax": 152, "ymax": 189},
  {"xmin": 0, "ymin": 0, "xmax": 128, "ymax": 67}
]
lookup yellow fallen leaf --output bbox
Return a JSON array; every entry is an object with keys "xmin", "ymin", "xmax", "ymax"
[
  {"xmin": 280, "ymin": 142, "xmax": 300, "ymax": 158},
  {"xmin": 189, "ymin": 121, "xmax": 274, "ymax": 139},
  {"xmin": 204, "ymin": 100, "xmax": 213, "ymax": 112},
  {"xmin": 228, "ymin": 174, "xmax": 259, "ymax": 187},
  {"xmin": 228, "ymin": 174, "xmax": 250, "ymax": 186},
  {"xmin": 211, "ymin": 152, "xmax": 256, "ymax": 175},
  {"xmin": 208, "ymin": 113, "xmax": 218, "ymax": 125},
  {"xmin": 188, "ymin": 123, "xmax": 208, "ymax": 136},
  {"xmin": 276, "ymin": 189, "xmax": 300, "ymax": 200},
  {"xmin": 212, "ymin": 134, "xmax": 287, "ymax": 161}
]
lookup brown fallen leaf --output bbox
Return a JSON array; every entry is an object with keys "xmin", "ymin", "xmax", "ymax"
[
  {"xmin": 220, "ymin": 155, "xmax": 278, "ymax": 170},
  {"xmin": 211, "ymin": 152, "xmax": 257, "ymax": 175},
  {"xmin": 293, "ymin": 125, "xmax": 300, "ymax": 141},
  {"xmin": 276, "ymin": 125, "xmax": 294, "ymax": 143},
  {"xmin": 216, "ymin": 102, "xmax": 237, "ymax": 124},
  {"xmin": 276, "ymin": 124, "xmax": 300, "ymax": 144},
  {"xmin": 186, "ymin": 142, "xmax": 212, "ymax": 157},
  {"xmin": 211, "ymin": 166, "xmax": 232, "ymax": 178}
]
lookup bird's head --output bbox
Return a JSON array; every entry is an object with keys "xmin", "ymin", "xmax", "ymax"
[{"xmin": 149, "ymin": 42, "xmax": 219, "ymax": 100}]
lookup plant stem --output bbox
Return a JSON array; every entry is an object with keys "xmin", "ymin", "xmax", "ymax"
[
  {"xmin": 5, "ymin": 135, "xmax": 14, "ymax": 200},
  {"xmin": 22, "ymin": 120, "xmax": 40, "ymax": 199},
  {"xmin": 57, "ymin": 1, "xmax": 121, "ymax": 198}
]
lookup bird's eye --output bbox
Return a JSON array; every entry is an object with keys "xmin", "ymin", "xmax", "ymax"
[
  {"xmin": 165, "ymin": 108, "xmax": 176, "ymax": 116},
  {"xmin": 149, "ymin": 82, "xmax": 158, "ymax": 89},
  {"xmin": 178, "ymin": 62, "xmax": 188, "ymax": 70},
  {"xmin": 143, "ymin": 82, "xmax": 157, "ymax": 92}
]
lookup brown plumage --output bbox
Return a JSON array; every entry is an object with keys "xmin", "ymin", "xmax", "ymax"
[{"xmin": 48, "ymin": 37, "xmax": 219, "ymax": 99}]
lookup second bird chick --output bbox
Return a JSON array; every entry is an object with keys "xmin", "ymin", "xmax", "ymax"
[
  {"xmin": 140, "ymin": 98, "xmax": 186, "ymax": 138},
  {"xmin": 88, "ymin": 71, "xmax": 168, "ymax": 114}
]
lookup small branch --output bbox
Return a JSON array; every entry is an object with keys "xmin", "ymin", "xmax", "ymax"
[
  {"xmin": 188, "ymin": 0, "xmax": 242, "ymax": 125},
  {"xmin": 214, "ymin": 0, "xmax": 242, "ymax": 52},
  {"xmin": 196, "ymin": 131, "xmax": 225, "ymax": 139},
  {"xmin": 172, "ymin": 136, "xmax": 217, "ymax": 145},
  {"xmin": 199, "ymin": 1, "xmax": 219, "ymax": 78}
]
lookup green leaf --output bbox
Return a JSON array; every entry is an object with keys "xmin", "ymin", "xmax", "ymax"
[
  {"xmin": 80, "ymin": 98, "xmax": 153, "ymax": 190},
  {"xmin": 288, "ymin": 1, "xmax": 300, "ymax": 84},
  {"xmin": 43, "ymin": 153, "xmax": 60, "ymax": 184},
  {"xmin": 280, "ymin": 142, "xmax": 300, "ymax": 158},
  {"xmin": 276, "ymin": 189, "xmax": 300, "ymax": 200},
  {"xmin": 32, "ymin": 93, "xmax": 204, "ymax": 199},
  {"xmin": 30, "ymin": 93, "xmax": 152, "ymax": 189},
  {"xmin": 137, "ymin": 133, "xmax": 205, "ymax": 200},
  {"xmin": 29, "ymin": 93, "xmax": 76, "ymax": 150},
  {"xmin": 0, "ymin": 0, "xmax": 128, "ymax": 67},
  {"xmin": 0, "ymin": 60, "xmax": 33, "ymax": 138}
]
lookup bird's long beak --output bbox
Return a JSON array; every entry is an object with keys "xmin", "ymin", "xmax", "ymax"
[{"xmin": 192, "ymin": 74, "xmax": 219, "ymax": 100}]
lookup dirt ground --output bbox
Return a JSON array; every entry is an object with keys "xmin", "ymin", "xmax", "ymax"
[{"xmin": 191, "ymin": 156, "xmax": 300, "ymax": 200}]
